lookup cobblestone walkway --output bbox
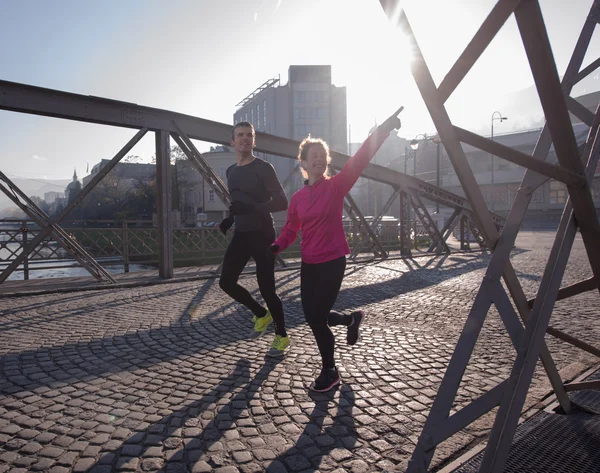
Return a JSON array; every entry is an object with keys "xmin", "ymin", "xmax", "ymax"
[{"xmin": 1, "ymin": 232, "xmax": 599, "ymax": 473}]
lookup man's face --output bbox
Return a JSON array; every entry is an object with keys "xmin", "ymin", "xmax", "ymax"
[{"xmin": 231, "ymin": 126, "xmax": 255, "ymax": 153}]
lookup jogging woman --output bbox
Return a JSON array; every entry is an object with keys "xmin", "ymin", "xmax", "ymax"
[{"xmin": 269, "ymin": 108, "xmax": 402, "ymax": 391}]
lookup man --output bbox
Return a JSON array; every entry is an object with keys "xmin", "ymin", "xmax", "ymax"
[{"xmin": 218, "ymin": 121, "xmax": 290, "ymax": 357}]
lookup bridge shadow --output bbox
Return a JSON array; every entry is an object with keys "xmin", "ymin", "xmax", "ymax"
[{"xmin": 0, "ymin": 249, "xmax": 516, "ymax": 398}]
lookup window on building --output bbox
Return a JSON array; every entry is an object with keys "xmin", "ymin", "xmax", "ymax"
[
  {"xmin": 256, "ymin": 106, "xmax": 260, "ymax": 129},
  {"xmin": 244, "ymin": 113, "xmax": 248, "ymax": 122},
  {"xmin": 250, "ymin": 109, "xmax": 254, "ymax": 124},
  {"xmin": 209, "ymin": 190, "xmax": 215, "ymax": 202},
  {"xmin": 494, "ymin": 187, "xmax": 508, "ymax": 204},
  {"xmin": 309, "ymin": 124, "xmax": 325, "ymax": 138},
  {"xmin": 295, "ymin": 124, "xmax": 307, "ymax": 138},
  {"xmin": 263, "ymin": 100, "xmax": 267, "ymax": 127},
  {"xmin": 531, "ymin": 186, "xmax": 544, "ymax": 202},
  {"xmin": 295, "ymin": 107, "xmax": 305, "ymax": 119},
  {"xmin": 296, "ymin": 91, "xmax": 306, "ymax": 102},
  {"xmin": 549, "ymin": 180, "xmax": 567, "ymax": 204},
  {"xmin": 317, "ymin": 107, "xmax": 327, "ymax": 119},
  {"xmin": 219, "ymin": 166, "xmax": 227, "ymax": 179}
]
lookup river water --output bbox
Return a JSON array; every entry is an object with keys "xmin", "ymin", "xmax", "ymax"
[{"xmin": 0, "ymin": 235, "xmax": 153, "ymax": 281}]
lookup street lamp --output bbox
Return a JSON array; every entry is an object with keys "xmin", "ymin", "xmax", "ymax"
[
  {"xmin": 410, "ymin": 134, "xmax": 443, "ymax": 211},
  {"xmin": 491, "ymin": 111, "xmax": 508, "ymax": 211}
]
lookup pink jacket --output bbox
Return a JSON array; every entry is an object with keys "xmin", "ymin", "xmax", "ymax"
[{"xmin": 273, "ymin": 129, "xmax": 390, "ymax": 264}]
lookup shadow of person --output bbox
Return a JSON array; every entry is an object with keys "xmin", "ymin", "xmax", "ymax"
[
  {"xmin": 89, "ymin": 356, "xmax": 282, "ymax": 472},
  {"xmin": 268, "ymin": 384, "xmax": 357, "ymax": 472}
]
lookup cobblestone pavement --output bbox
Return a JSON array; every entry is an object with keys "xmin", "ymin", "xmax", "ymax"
[{"xmin": 1, "ymin": 231, "xmax": 599, "ymax": 473}]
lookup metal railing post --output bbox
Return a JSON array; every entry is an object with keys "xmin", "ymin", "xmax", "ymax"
[
  {"xmin": 123, "ymin": 221, "xmax": 130, "ymax": 273},
  {"xmin": 22, "ymin": 221, "xmax": 29, "ymax": 280}
]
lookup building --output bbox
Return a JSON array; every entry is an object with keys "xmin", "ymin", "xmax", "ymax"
[
  {"xmin": 44, "ymin": 191, "xmax": 63, "ymax": 204},
  {"xmin": 233, "ymin": 65, "xmax": 348, "ymax": 196},
  {"xmin": 82, "ymin": 160, "xmax": 156, "ymax": 188},
  {"xmin": 175, "ymin": 147, "xmax": 235, "ymax": 225},
  {"xmin": 441, "ymin": 122, "xmax": 597, "ymax": 220},
  {"xmin": 345, "ymin": 103, "xmax": 599, "ymax": 225},
  {"xmin": 65, "ymin": 169, "xmax": 82, "ymax": 204}
]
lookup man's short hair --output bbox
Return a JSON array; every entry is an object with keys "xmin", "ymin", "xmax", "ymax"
[{"xmin": 231, "ymin": 121, "xmax": 255, "ymax": 141}]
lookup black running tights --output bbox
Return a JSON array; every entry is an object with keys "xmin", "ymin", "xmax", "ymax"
[
  {"xmin": 219, "ymin": 230, "xmax": 286, "ymax": 336},
  {"xmin": 301, "ymin": 256, "xmax": 352, "ymax": 369}
]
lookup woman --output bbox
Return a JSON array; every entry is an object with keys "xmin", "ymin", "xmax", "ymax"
[{"xmin": 269, "ymin": 108, "xmax": 402, "ymax": 392}]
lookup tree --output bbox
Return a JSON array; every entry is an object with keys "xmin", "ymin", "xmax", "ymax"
[
  {"xmin": 122, "ymin": 154, "xmax": 143, "ymax": 163},
  {"xmin": 150, "ymin": 145, "xmax": 188, "ymax": 211}
]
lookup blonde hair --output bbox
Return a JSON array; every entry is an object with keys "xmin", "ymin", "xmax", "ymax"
[{"xmin": 297, "ymin": 136, "xmax": 332, "ymax": 178}]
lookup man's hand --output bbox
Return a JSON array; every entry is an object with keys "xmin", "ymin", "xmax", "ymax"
[
  {"xmin": 265, "ymin": 244, "xmax": 280, "ymax": 259},
  {"xmin": 379, "ymin": 106, "xmax": 403, "ymax": 133},
  {"xmin": 229, "ymin": 201, "xmax": 255, "ymax": 215},
  {"xmin": 219, "ymin": 217, "xmax": 234, "ymax": 235}
]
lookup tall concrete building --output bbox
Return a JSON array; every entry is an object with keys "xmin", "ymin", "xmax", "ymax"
[{"xmin": 234, "ymin": 65, "xmax": 347, "ymax": 195}]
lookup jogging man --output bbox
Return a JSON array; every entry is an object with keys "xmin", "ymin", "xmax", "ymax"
[{"xmin": 218, "ymin": 121, "xmax": 289, "ymax": 357}]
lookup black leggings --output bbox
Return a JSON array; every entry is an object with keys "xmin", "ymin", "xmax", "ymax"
[
  {"xmin": 219, "ymin": 230, "xmax": 286, "ymax": 336},
  {"xmin": 301, "ymin": 256, "xmax": 352, "ymax": 369}
]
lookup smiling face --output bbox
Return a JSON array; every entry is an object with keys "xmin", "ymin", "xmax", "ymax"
[
  {"xmin": 230, "ymin": 124, "xmax": 255, "ymax": 155},
  {"xmin": 298, "ymin": 138, "xmax": 331, "ymax": 181},
  {"xmin": 304, "ymin": 143, "xmax": 328, "ymax": 179}
]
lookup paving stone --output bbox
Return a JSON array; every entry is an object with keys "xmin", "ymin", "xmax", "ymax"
[
  {"xmin": 72, "ymin": 458, "xmax": 96, "ymax": 472},
  {"xmin": 232, "ymin": 451, "xmax": 253, "ymax": 463},
  {"xmin": 191, "ymin": 460, "xmax": 212, "ymax": 473},
  {"xmin": 283, "ymin": 455, "xmax": 311, "ymax": 471},
  {"xmin": 115, "ymin": 456, "xmax": 139, "ymax": 470},
  {"xmin": 0, "ymin": 235, "xmax": 597, "ymax": 473}
]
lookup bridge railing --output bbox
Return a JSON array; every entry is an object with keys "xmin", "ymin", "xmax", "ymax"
[{"xmin": 0, "ymin": 219, "xmax": 436, "ymax": 280}]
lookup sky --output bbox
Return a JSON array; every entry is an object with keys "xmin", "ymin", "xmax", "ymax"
[{"xmin": 1, "ymin": 0, "xmax": 599, "ymax": 183}]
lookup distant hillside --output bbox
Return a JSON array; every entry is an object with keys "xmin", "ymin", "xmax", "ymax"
[{"xmin": 0, "ymin": 177, "xmax": 69, "ymax": 217}]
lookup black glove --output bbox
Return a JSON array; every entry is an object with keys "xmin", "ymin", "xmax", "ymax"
[
  {"xmin": 229, "ymin": 201, "xmax": 255, "ymax": 215},
  {"xmin": 266, "ymin": 244, "xmax": 280, "ymax": 259},
  {"xmin": 379, "ymin": 106, "xmax": 403, "ymax": 134},
  {"xmin": 219, "ymin": 217, "xmax": 233, "ymax": 235}
]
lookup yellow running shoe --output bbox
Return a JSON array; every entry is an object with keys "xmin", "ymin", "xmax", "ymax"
[
  {"xmin": 266, "ymin": 334, "xmax": 290, "ymax": 358},
  {"xmin": 250, "ymin": 310, "xmax": 273, "ymax": 338}
]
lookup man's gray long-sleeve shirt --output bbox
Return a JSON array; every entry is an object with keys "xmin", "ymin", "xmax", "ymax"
[{"xmin": 226, "ymin": 157, "xmax": 288, "ymax": 234}]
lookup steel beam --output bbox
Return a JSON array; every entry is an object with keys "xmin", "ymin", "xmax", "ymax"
[
  {"xmin": 567, "ymin": 56, "xmax": 600, "ymax": 88},
  {"xmin": 379, "ymin": 0, "xmax": 600, "ymax": 470},
  {"xmin": 437, "ymin": 0, "xmax": 523, "ymax": 103},
  {"xmin": 0, "ymin": 80, "xmax": 504, "ymax": 229},
  {"xmin": 0, "ymin": 177, "xmax": 116, "ymax": 283},
  {"xmin": 564, "ymin": 380, "xmax": 600, "ymax": 392},
  {"xmin": 0, "ymin": 129, "xmax": 146, "ymax": 283},
  {"xmin": 454, "ymin": 126, "xmax": 586, "ymax": 188},
  {"xmin": 349, "ymin": 188, "xmax": 400, "ymax": 259},
  {"xmin": 399, "ymin": 191, "xmax": 412, "ymax": 256},
  {"xmin": 480, "ymin": 104, "xmax": 600, "ymax": 472},
  {"xmin": 565, "ymin": 94, "xmax": 595, "ymax": 126},
  {"xmin": 409, "ymin": 192, "xmax": 450, "ymax": 253},
  {"xmin": 155, "ymin": 130, "xmax": 173, "ymax": 279},
  {"xmin": 527, "ymin": 276, "xmax": 596, "ymax": 307},
  {"xmin": 516, "ymin": 0, "xmax": 600, "ymax": 288}
]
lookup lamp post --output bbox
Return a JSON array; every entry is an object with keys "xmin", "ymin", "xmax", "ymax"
[
  {"xmin": 491, "ymin": 111, "xmax": 508, "ymax": 211},
  {"xmin": 409, "ymin": 138, "xmax": 419, "ymax": 177},
  {"xmin": 410, "ymin": 134, "xmax": 443, "ymax": 211}
]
